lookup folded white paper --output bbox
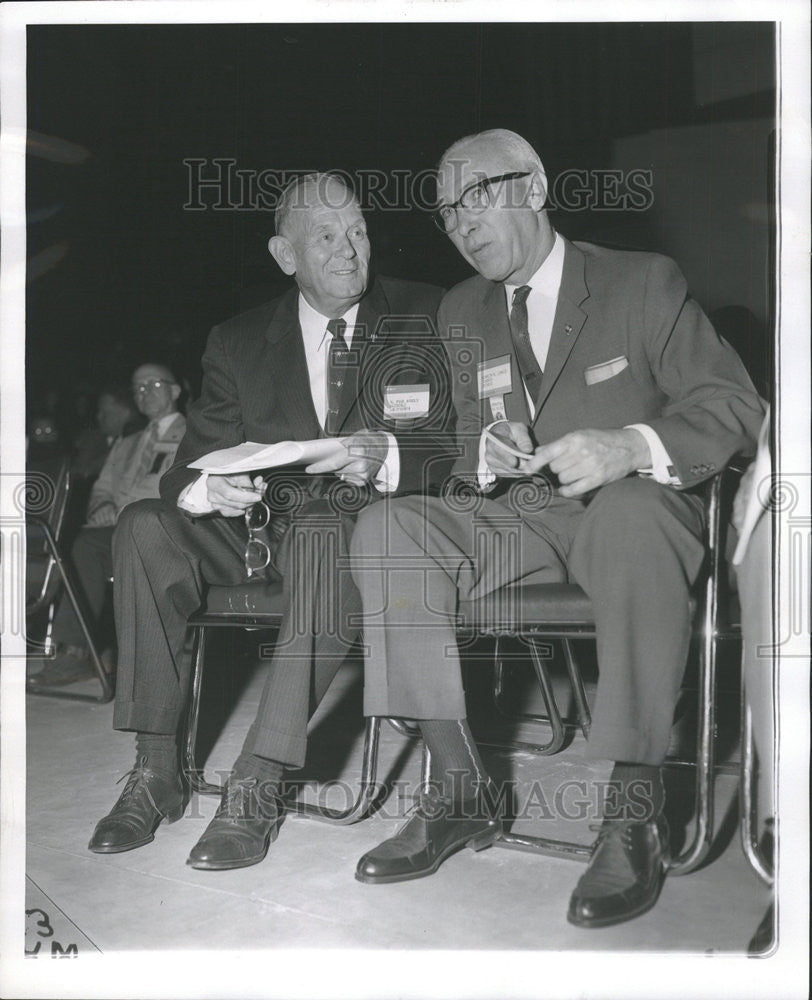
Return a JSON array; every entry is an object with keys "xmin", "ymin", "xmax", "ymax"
[{"xmin": 189, "ymin": 438, "xmax": 345, "ymax": 475}]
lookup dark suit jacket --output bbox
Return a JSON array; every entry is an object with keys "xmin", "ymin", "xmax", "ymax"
[
  {"xmin": 442, "ymin": 237, "xmax": 765, "ymax": 496},
  {"xmin": 161, "ymin": 275, "xmax": 455, "ymax": 507}
]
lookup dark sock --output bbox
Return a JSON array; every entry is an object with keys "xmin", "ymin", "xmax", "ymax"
[
  {"xmin": 603, "ymin": 761, "xmax": 665, "ymax": 823},
  {"xmin": 420, "ymin": 719, "xmax": 490, "ymax": 803},
  {"xmin": 231, "ymin": 751, "xmax": 285, "ymax": 797},
  {"xmin": 135, "ymin": 733, "xmax": 178, "ymax": 779}
]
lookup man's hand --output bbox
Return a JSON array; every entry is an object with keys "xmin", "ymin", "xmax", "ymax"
[
  {"xmin": 305, "ymin": 430, "xmax": 389, "ymax": 486},
  {"xmin": 521, "ymin": 428, "xmax": 651, "ymax": 498},
  {"xmin": 484, "ymin": 421, "xmax": 535, "ymax": 478},
  {"xmin": 206, "ymin": 473, "xmax": 266, "ymax": 517},
  {"xmin": 86, "ymin": 502, "xmax": 117, "ymax": 527}
]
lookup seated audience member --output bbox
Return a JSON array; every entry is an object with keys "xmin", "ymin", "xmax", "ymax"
[
  {"xmin": 72, "ymin": 384, "xmax": 143, "ymax": 482},
  {"xmin": 68, "ymin": 385, "xmax": 143, "ymax": 540},
  {"xmin": 28, "ymin": 363, "xmax": 186, "ymax": 688},
  {"xmin": 87, "ymin": 173, "xmax": 454, "ymax": 868},
  {"xmin": 349, "ymin": 129, "xmax": 765, "ymax": 927}
]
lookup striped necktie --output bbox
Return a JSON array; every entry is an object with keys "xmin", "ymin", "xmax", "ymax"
[
  {"xmin": 325, "ymin": 318, "xmax": 348, "ymax": 435},
  {"xmin": 508, "ymin": 285, "xmax": 543, "ymax": 406}
]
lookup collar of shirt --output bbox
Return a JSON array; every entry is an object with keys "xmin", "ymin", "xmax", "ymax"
[
  {"xmin": 298, "ymin": 295, "xmax": 361, "ymax": 353},
  {"xmin": 150, "ymin": 412, "xmax": 179, "ymax": 437},
  {"xmin": 504, "ymin": 230, "xmax": 565, "ymax": 306},
  {"xmin": 503, "ymin": 231, "xmax": 566, "ymax": 398}
]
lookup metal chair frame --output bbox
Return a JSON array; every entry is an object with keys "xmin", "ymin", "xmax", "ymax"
[
  {"xmin": 26, "ymin": 462, "xmax": 114, "ymax": 704},
  {"xmin": 183, "ymin": 465, "xmax": 758, "ymax": 877}
]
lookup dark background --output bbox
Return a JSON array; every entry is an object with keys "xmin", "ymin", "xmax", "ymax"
[{"xmin": 26, "ymin": 21, "xmax": 775, "ymax": 416}]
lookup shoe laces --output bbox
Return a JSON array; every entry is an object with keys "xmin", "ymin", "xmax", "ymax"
[
  {"xmin": 217, "ymin": 776, "xmax": 279, "ymax": 823},
  {"xmin": 115, "ymin": 756, "xmax": 160, "ymax": 813},
  {"xmin": 581, "ymin": 822, "xmax": 642, "ymax": 895}
]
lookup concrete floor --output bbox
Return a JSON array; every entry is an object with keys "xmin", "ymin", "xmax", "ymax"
[{"xmin": 20, "ymin": 634, "xmax": 779, "ymax": 996}]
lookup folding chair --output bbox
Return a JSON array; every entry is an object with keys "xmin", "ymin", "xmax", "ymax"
[
  {"xmin": 183, "ymin": 464, "xmax": 749, "ymax": 876},
  {"xmin": 26, "ymin": 460, "xmax": 114, "ymax": 704}
]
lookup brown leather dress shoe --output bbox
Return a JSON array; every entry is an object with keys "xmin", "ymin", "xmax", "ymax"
[
  {"xmin": 88, "ymin": 758, "xmax": 186, "ymax": 853},
  {"xmin": 186, "ymin": 777, "xmax": 284, "ymax": 871},
  {"xmin": 567, "ymin": 816, "xmax": 669, "ymax": 928},
  {"xmin": 355, "ymin": 787, "xmax": 503, "ymax": 884}
]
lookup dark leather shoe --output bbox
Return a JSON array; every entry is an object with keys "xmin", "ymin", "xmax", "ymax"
[
  {"xmin": 355, "ymin": 787, "xmax": 503, "ymax": 884},
  {"xmin": 567, "ymin": 816, "xmax": 669, "ymax": 928},
  {"xmin": 28, "ymin": 645, "xmax": 95, "ymax": 688},
  {"xmin": 88, "ymin": 758, "xmax": 185, "ymax": 854},
  {"xmin": 186, "ymin": 777, "xmax": 284, "ymax": 871}
]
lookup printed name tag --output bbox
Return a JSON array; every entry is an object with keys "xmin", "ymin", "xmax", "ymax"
[
  {"xmin": 478, "ymin": 356, "xmax": 513, "ymax": 398},
  {"xmin": 383, "ymin": 383, "xmax": 430, "ymax": 419}
]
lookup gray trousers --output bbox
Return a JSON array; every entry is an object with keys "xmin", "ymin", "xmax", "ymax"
[{"xmin": 351, "ymin": 477, "xmax": 706, "ymax": 766}]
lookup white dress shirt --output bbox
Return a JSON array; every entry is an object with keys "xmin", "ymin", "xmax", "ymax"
[
  {"xmin": 179, "ymin": 294, "xmax": 399, "ymax": 515},
  {"xmin": 479, "ymin": 232, "xmax": 678, "ymax": 487}
]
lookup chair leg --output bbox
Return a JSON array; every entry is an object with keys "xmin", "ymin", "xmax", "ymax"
[
  {"xmin": 183, "ymin": 625, "xmax": 223, "ymax": 797},
  {"xmin": 740, "ymin": 701, "xmax": 775, "ymax": 885},
  {"xmin": 668, "ymin": 582, "xmax": 718, "ymax": 874},
  {"xmin": 294, "ymin": 717, "xmax": 384, "ymax": 825},
  {"xmin": 26, "ymin": 522, "xmax": 114, "ymax": 705},
  {"xmin": 481, "ymin": 636, "xmax": 567, "ymax": 755},
  {"xmin": 561, "ymin": 639, "xmax": 592, "ymax": 738}
]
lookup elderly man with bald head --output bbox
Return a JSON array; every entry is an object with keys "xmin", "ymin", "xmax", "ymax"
[
  {"xmin": 29, "ymin": 362, "xmax": 185, "ymax": 689},
  {"xmin": 349, "ymin": 129, "xmax": 764, "ymax": 927},
  {"xmin": 87, "ymin": 173, "xmax": 454, "ymax": 870}
]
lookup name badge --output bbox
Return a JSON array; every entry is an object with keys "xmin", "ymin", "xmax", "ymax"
[
  {"xmin": 384, "ymin": 383, "xmax": 430, "ymax": 419},
  {"xmin": 478, "ymin": 356, "xmax": 513, "ymax": 398}
]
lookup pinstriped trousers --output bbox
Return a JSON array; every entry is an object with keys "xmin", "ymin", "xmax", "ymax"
[{"xmin": 111, "ymin": 498, "xmax": 360, "ymax": 768}]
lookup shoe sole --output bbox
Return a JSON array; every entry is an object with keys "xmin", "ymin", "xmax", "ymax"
[
  {"xmin": 566, "ymin": 868, "xmax": 666, "ymax": 929},
  {"xmin": 185, "ymin": 820, "xmax": 282, "ymax": 871},
  {"xmin": 87, "ymin": 800, "xmax": 187, "ymax": 854},
  {"xmin": 355, "ymin": 825, "xmax": 500, "ymax": 885}
]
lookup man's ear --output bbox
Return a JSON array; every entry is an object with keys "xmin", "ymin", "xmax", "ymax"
[
  {"xmin": 170, "ymin": 382, "xmax": 181, "ymax": 404},
  {"xmin": 527, "ymin": 168, "xmax": 548, "ymax": 212},
  {"xmin": 268, "ymin": 236, "xmax": 297, "ymax": 276}
]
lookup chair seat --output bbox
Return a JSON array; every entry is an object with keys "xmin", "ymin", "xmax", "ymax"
[
  {"xmin": 199, "ymin": 580, "xmax": 696, "ymax": 633},
  {"xmin": 459, "ymin": 584, "xmax": 595, "ymax": 633},
  {"xmin": 197, "ymin": 581, "xmax": 287, "ymax": 622}
]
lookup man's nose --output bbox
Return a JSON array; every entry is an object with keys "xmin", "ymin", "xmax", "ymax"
[
  {"xmin": 455, "ymin": 209, "xmax": 478, "ymax": 238},
  {"xmin": 336, "ymin": 233, "xmax": 358, "ymax": 258}
]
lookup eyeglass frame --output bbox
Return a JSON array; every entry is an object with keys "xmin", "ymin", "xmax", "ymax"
[
  {"xmin": 244, "ymin": 500, "xmax": 272, "ymax": 578},
  {"xmin": 131, "ymin": 378, "xmax": 177, "ymax": 395},
  {"xmin": 432, "ymin": 171, "xmax": 532, "ymax": 234}
]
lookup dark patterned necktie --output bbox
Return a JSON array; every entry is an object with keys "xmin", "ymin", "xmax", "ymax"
[
  {"xmin": 325, "ymin": 318, "xmax": 348, "ymax": 435},
  {"xmin": 508, "ymin": 284, "xmax": 543, "ymax": 405}
]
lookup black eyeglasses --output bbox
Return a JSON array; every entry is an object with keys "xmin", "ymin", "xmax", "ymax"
[
  {"xmin": 244, "ymin": 501, "xmax": 272, "ymax": 578},
  {"xmin": 432, "ymin": 171, "xmax": 532, "ymax": 233}
]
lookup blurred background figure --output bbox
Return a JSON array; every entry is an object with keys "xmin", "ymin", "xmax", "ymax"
[
  {"xmin": 28, "ymin": 362, "xmax": 186, "ymax": 689},
  {"xmin": 68, "ymin": 384, "xmax": 143, "ymax": 539}
]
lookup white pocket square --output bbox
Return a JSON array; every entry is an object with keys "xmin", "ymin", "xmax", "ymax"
[{"xmin": 584, "ymin": 355, "xmax": 629, "ymax": 386}]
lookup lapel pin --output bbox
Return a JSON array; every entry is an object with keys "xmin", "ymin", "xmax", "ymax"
[{"xmin": 564, "ymin": 324, "xmax": 573, "ymax": 334}]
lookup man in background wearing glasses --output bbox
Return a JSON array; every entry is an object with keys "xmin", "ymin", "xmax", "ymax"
[
  {"xmin": 87, "ymin": 173, "xmax": 455, "ymax": 871},
  {"xmin": 28, "ymin": 363, "xmax": 186, "ymax": 688},
  {"xmin": 350, "ymin": 129, "xmax": 764, "ymax": 927}
]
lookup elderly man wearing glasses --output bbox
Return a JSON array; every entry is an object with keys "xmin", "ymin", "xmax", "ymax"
[
  {"xmin": 29, "ymin": 363, "xmax": 186, "ymax": 688},
  {"xmin": 348, "ymin": 129, "xmax": 765, "ymax": 928},
  {"xmin": 87, "ymin": 173, "xmax": 455, "ymax": 870}
]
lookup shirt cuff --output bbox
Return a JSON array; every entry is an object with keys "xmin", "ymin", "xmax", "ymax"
[
  {"xmin": 625, "ymin": 423, "xmax": 681, "ymax": 486},
  {"xmin": 177, "ymin": 473, "xmax": 216, "ymax": 515},
  {"xmin": 372, "ymin": 433, "xmax": 400, "ymax": 493},
  {"xmin": 475, "ymin": 421, "xmax": 507, "ymax": 490}
]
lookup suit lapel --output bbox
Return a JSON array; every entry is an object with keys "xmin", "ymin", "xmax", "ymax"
[
  {"xmin": 265, "ymin": 288, "xmax": 322, "ymax": 439},
  {"xmin": 531, "ymin": 240, "xmax": 589, "ymax": 423},
  {"xmin": 481, "ymin": 281, "xmax": 532, "ymax": 424}
]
